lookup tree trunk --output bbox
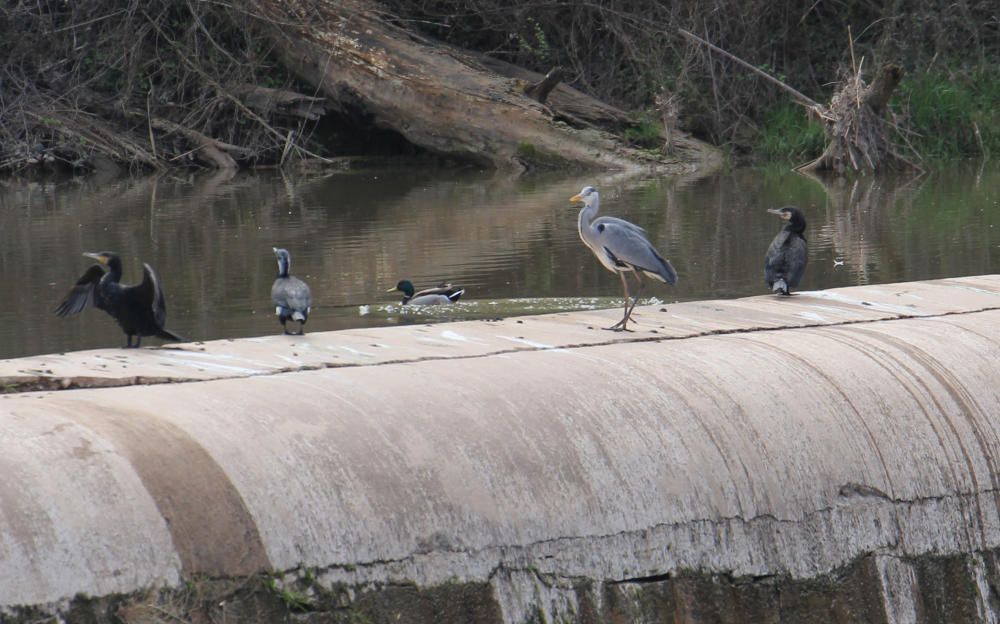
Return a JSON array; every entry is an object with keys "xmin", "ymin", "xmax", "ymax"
[
  {"xmin": 252, "ymin": 0, "xmax": 708, "ymax": 171},
  {"xmin": 864, "ymin": 63, "xmax": 904, "ymax": 114},
  {"xmin": 524, "ymin": 67, "xmax": 564, "ymax": 105},
  {"xmin": 798, "ymin": 62, "xmax": 914, "ymax": 175}
]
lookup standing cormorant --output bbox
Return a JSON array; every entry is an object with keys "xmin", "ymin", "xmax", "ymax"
[
  {"xmin": 764, "ymin": 206, "xmax": 808, "ymax": 295},
  {"xmin": 54, "ymin": 251, "xmax": 184, "ymax": 347},
  {"xmin": 387, "ymin": 280, "xmax": 464, "ymax": 305},
  {"xmin": 271, "ymin": 248, "xmax": 312, "ymax": 335},
  {"xmin": 570, "ymin": 186, "xmax": 678, "ymax": 331}
]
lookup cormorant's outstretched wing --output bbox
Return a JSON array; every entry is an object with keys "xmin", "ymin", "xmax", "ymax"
[
  {"xmin": 139, "ymin": 263, "xmax": 168, "ymax": 328},
  {"xmin": 54, "ymin": 265, "xmax": 105, "ymax": 317}
]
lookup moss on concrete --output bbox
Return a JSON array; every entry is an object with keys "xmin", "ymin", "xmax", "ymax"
[{"xmin": 5, "ymin": 552, "xmax": 1000, "ymax": 623}]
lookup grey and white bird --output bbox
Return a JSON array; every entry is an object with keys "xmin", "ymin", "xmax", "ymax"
[
  {"xmin": 271, "ymin": 247, "xmax": 312, "ymax": 335},
  {"xmin": 387, "ymin": 280, "xmax": 464, "ymax": 305},
  {"xmin": 571, "ymin": 186, "xmax": 678, "ymax": 331},
  {"xmin": 764, "ymin": 206, "xmax": 808, "ymax": 295}
]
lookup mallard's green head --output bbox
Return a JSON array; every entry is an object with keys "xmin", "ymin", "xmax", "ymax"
[{"xmin": 387, "ymin": 280, "xmax": 415, "ymax": 297}]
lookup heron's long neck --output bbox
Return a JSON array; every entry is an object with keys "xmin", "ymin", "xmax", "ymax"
[{"xmin": 577, "ymin": 199, "xmax": 599, "ymax": 240}]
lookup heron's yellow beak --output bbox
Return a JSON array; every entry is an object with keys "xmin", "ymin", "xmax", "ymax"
[
  {"xmin": 83, "ymin": 252, "xmax": 108, "ymax": 265},
  {"xmin": 570, "ymin": 194, "xmax": 583, "ymax": 202}
]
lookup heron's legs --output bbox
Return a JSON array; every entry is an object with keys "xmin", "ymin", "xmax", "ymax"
[
  {"xmin": 624, "ymin": 271, "xmax": 645, "ymax": 322},
  {"xmin": 606, "ymin": 271, "xmax": 633, "ymax": 331},
  {"xmin": 606, "ymin": 271, "xmax": 647, "ymax": 331}
]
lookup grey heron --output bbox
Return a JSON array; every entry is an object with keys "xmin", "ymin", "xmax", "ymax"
[
  {"xmin": 271, "ymin": 247, "xmax": 313, "ymax": 335},
  {"xmin": 764, "ymin": 206, "xmax": 808, "ymax": 295},
  {"xmin": 55, "ymin": 251, "xmax": 184, "ymax": 348},
  {"xmin": 571, "ymin": 186, "xmax": 677, "ymax": 331},
  {"xmin": 387, "ymin": 280, "xmax": 464, "ymax": 305}
]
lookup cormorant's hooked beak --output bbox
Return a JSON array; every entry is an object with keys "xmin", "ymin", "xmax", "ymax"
[
  {"xmin": 570, "ymin": 193, "xmax": 583, "ymax": 203},
  {"xmin": 767, "ymin": 208, "xmax": 791, "ymax": 220},
  {"xmin": 83, "ymin": 252, "xmax": 108, "ymax": 264}
]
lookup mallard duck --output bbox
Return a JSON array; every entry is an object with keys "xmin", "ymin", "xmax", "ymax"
[
  {"xmin": 387, "ymin": 280, "xmax": 464, "ymax": 305},
  {"xmin": 271, "ymin": 247, "xmax": 313, "ymax": 335},
  {"xmin": 570, "ymin": 186, "xmax": 677, "ymax": 331},
  {"xmin": 764, "ymin": 207, "xmax": 808, "ymax": 295},
  {"xmin": 55, "ymin": 251, "xmax": 185, "ymax": 347}
]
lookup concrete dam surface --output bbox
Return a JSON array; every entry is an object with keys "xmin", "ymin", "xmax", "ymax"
[{"xmin": 3, "ymin": 275, "xmax": 1000, "ymax": 623}]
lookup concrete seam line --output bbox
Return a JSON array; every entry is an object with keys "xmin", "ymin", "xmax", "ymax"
[
  {"xmin": 252, "ymin": 484, "xmax": 1000, "ymax": 584},
  {"xmin": 6, "ymin": 303, "xmax": 1000, "ymax": 395}
]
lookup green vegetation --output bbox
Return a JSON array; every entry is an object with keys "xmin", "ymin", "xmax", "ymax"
[
  {"xmin": 755, "ymin": 104, "xmax": 827, "ymax": 161},
  {"xmin": 750, "ymin": 63, "xmax": 1000, "ymax": 162},
  {"xmin": 516, "ymin": 142, "xmax": 538, "ymax": 160},
  {"xmin": 623, "ymin": 116, "xmax": 665, "ymax": 149},
  {"xmin": 894, "ymin": 64, "xmax": 1000, "ymax": 159},
  {"xmin": 266, "ymin": 576, "xmax": 315, "ymax": 612}
]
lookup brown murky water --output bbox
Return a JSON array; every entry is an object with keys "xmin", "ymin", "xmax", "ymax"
[{"xmin": 0, "ymin": 163, "xmax": 997, "ymax": 359}]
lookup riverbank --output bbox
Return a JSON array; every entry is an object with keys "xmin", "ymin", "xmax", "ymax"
[{"xmin": 0, "ymin": 0, "xmax": 719, "ymax": 176}]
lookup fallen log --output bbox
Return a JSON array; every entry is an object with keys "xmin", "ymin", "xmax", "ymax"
[
  {"xmin": 252, "ymin": 0, "xmax": 706, "ymax": 171},
  {"xmin": 231, "ymin": 85, "xmax": 328, "ymax": 121},
  {"xmin": 148, "ymin": 117, "xmax": 239, "ymax": 170},
  {"xmin": 477, "ymin": 55, "xmax": 637, "ymax": 131}
]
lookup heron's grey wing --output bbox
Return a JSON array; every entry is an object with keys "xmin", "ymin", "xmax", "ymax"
[
  {"xmin": 594, "ymin": 221, "xmax": 677, "ymax": 284},
  {"xmin": 54, "ymin": 265, "xmax": 105, "ymax": 317},
  {"xmin": 593, "ymin": 216, "xmax": 646, "ymax": 235},
  {"xmin": 139, "ymin": 263, "xmax": 168, "ymax": 327}
]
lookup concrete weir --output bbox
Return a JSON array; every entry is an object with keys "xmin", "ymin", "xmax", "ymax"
[{"xmin": 4, "ymin": 276, "xmax": 1000, "ymax": 622}]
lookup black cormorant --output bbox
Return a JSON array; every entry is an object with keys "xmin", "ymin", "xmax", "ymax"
[
  {"xmin": 55, "ymin": 251, "xmax": 185, "ymax": 347},
  {"xmin": 764, "ymin": 206, "xmax": 808, "ymax": 295},
  {"xmin": 387, "ymin": 280, "xmax": 464, "ymax": 305},
  {"xmin": 271, "ymin": 247, "xmax": 312, "ymax": 335},
  {"xmin": 571, "ymin": 186, "xmax": 677, "ymax": 331}
]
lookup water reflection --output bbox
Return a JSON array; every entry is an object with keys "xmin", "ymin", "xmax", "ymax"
[{"xmin": 0, "ymin": 163, "xmax": 997, "ymax": 359}]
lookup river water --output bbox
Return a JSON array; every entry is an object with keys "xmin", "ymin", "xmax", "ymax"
[{"xmin": 0, "ymin": 163, "xmax": 997, "ymax": 359}]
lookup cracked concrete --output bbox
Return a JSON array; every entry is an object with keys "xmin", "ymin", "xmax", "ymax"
[{"xmin": 4, "ymin": 275, "xmax": 1000, "ymax": 623}]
